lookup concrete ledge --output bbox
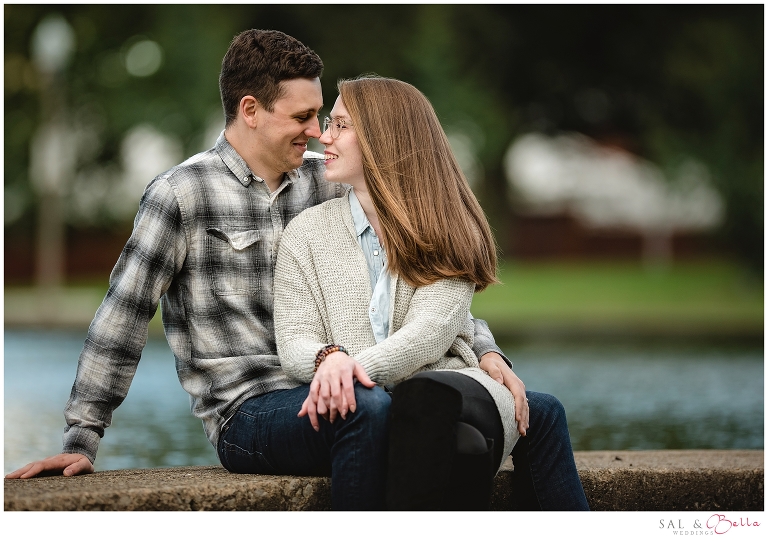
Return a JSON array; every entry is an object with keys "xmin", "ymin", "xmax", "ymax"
[
  {"xmin": 5, "ymin": 450, "xmax": 763, "ymax": 511},
  {"xmin": 570, "ymin": 450, "xmax": 764, "ymax": 512}
]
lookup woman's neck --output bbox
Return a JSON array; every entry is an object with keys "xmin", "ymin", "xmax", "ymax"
[{"xmin": 352, "ymin": 186, "xmax": 382, "ymax": 239}]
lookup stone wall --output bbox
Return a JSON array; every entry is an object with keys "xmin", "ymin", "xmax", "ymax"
[{"xmin": 5, "ymin": 450, "xmax": 763, "ymax": 511}]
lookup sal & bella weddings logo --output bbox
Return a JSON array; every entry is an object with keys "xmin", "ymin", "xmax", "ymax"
[{"xmin": 659, "ymin": 515, "xmax": 761, "ymax": 535}]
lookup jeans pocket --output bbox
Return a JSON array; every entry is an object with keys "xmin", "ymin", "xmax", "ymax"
[{"xmin": 219, "ymin": 410, "xmax": 278, "ymax": 474}]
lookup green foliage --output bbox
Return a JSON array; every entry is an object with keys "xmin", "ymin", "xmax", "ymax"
[
  {"xmin": 4, "ymin": 5, "xmax": 763, "ymax": 267},
  {"xmin": 471, "ymin": 260, "xmax": 764, "ymax": 339}
]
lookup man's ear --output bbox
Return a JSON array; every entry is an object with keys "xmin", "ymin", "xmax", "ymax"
[{"xmin": 239, "ymin": 95, "xmax": 260, "ymax": 129}]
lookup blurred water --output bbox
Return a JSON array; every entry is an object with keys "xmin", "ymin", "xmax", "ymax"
[
  {"xmin": 4, "ymin": 329, "xmax": 218, "ymax": 474},
  {"xmin": 4, "ymin": 329, "xmax": 764, "ymax": 474},
  {"xmin": 509, "ymin": 341, "xmax": 764, "ymax": 451}
]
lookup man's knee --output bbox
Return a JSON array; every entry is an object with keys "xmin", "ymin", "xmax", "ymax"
[{"xmin": 527, "ymin": 391, "xmax": 567, "ymax": 427}]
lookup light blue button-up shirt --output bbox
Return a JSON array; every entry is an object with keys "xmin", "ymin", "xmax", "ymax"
[
  {"xmin": 349, "ymin": 188, "xmax": 391, "ymax": 343},
  {"xmin": 348, "ymin": 188, "xmax": 497, "ymax": 368}
]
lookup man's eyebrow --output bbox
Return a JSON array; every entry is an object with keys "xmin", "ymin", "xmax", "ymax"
[{"xmin": 293, "ymin": 107, "xmax": 321, "ymax": 116}]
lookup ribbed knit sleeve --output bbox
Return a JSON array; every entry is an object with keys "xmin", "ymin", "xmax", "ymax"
[
  {"xmin": 355, "ymin": 277, "xmax": 476, "ymax": 384},
  {"xmin": 274, "ymin": 220, "xmax": 331, "ymax": 384},
  {"xmin": 275, "ymin": 250, "xmax": 328, "ymax": 383},
  {"xmin": 274, "ymin": 197, "xmax": 481, "ymax": 387},
  {"xmin": 274, "ymin": 197, "xmax": 377, "ymax": 382}
]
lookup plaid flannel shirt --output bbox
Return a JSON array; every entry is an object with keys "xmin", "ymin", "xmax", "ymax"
[{"xmin": 62, "ymin": 132, "xmax": 508, "ymax": 464}]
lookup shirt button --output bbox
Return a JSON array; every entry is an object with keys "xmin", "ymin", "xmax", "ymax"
[
  {"xmin": 370, "ymin": 307, "xmax": 376, "ymax": 313},
  {"xmin": 373, "ymin": 250, "xmax": 379, "ymax": 256}
]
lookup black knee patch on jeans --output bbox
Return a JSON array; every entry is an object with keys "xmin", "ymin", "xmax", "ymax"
[
  {"xmin": 386, "ymin": 377, "xmax": 463, "ymax": 510},
  {"xmin": 386, "ymin": 377, "xmax": 497, "ymax": 510},
  {"xmin": 456, "ymin": 422, "xmax": 489, "ymax": 454},
  {"xmin": 446, "ymin": 436, "xmax": 495, "ymax": 510}
]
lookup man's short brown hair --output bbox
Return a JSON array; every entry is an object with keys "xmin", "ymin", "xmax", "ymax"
[{"xmin": 219, "ymin": 29, "xmax": 323, "ymax": 126}]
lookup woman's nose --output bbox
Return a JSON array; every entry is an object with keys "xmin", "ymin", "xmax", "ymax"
[{"xmin": 319, "ymin": 128, "xmax": 332, "ymax": 145}]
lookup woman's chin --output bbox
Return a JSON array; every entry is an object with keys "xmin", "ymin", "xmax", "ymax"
[{"xmin": 324, "ymin": 170, "xmax": 346, "ymax": 184}]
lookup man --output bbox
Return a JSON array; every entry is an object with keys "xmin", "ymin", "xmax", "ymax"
[{"xmin": 7, "ymin": 29, "xmax": 587, "ymax": 511}]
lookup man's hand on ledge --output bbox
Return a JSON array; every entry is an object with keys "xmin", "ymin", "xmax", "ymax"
[
  {"xmin": 479, "ymin": 352, "xmax": 529, "ymax": 437},
  {"xmin": 5, "ymin": 453, "xmax": 93, "ymax": 479}
]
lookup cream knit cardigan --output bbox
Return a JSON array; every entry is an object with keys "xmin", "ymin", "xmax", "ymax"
[{"xmin": 274, "ymin": 194, "xmax": 519, "ymax": 463}]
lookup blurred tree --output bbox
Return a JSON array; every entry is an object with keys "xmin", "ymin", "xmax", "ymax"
[
  {"xmin": 464, "ymin": 5, "xmax": 763, "ymax": 269},
  {"xmin": 4, "ymin": 4, "xmax": 763, "ymax": 282}
]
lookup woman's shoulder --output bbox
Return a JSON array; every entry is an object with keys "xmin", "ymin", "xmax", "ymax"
[{"xmin": 287, "ymin": 196, "xmax": 347, "ymax": 229}]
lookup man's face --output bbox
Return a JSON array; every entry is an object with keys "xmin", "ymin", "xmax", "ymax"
[{"xmin": 252, "ymin": 77, "xmax": 323, "ymax": 180}]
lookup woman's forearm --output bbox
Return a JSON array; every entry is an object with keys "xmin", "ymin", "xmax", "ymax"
[{"xmin": 355, "ymin": 277, "xmax": 475, "ymax": 384}]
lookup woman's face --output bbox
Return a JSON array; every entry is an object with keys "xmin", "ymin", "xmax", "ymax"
[{"xmin": 319, "ymin": 96, "xmax": 365, "ymax": 188}]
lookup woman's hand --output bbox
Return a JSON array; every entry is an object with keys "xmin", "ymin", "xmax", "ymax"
[
  {"xmin": 298, "ymin": 351, "xmax": 376, "ymax": 431},
  {"xmin": 479, "ymin": 352, "xmax": 529, "ymax": 436}
]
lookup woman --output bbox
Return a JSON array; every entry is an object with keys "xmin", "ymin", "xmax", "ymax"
[{"xmin": 274, "ymin": 76, "xmax": 585, "ymax": 510}]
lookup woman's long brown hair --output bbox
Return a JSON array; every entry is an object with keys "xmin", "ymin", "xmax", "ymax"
[{"xmin": 338, "ymin": 76, "xmax": 499, "ymax": 291}]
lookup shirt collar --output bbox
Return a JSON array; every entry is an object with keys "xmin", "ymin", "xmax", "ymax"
[
  {"xmin": 215, "ymin": 131, "xmax": 297, "ymax": 189},
  {"xmin": 349, "ymin": 188, "xmax": 372, "ymax": 237}
]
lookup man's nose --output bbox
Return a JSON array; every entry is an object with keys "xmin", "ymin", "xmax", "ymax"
[{"xmin": 306, "ymin": 116, "xmax": 322, "ymax": 139}]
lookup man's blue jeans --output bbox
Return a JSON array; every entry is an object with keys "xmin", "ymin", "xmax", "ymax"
[
  {"xmin": 217, "ymin": 383, "xmax": 587, "ymax": 510},
  {"xmin": 217, "ymin": 383, "xmax": 391, "ymax": 510},
  {"xmin": 511, "ymin": 391, "xmax": 590, "ymax": 510}
]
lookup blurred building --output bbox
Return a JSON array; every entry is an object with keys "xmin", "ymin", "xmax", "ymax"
[
  {"xmin": 504, "ymin": 132, "xmax": 725, "ymax": 264},
  {"xmin": 4, "ymin": 129, "xmax": 729, "ymax": 285}
]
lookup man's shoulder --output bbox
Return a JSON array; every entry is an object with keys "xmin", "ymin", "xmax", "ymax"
[
  {"xmin": 302, "ymin": 150, "xmax": 325, "ymax": 165},
  {"xmin": 144, "ymin": 147, "xmax": 230, "ymax": 200},
  {"xmin": 296, "ymin": 151, "xmax": 325, "ymax": 181},
  {"xmin": 168, "ymin": 147, "xmax": 224, "ymax": 183}
]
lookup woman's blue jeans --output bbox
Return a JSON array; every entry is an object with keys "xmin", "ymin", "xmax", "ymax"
[
  {"xmin": 217, "ymin": 383, "xmax": 391, "ymax": 510},
  {"xmin": 217, "ymin": 383, "xmax": 587, "ymax": 510},
  {"xmin": 392, "ymin": 373, "xmax": 589, "ymax": 510}
]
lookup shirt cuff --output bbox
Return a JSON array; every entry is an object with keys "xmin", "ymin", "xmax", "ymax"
[
  {"xmin": 62, "ymin": 425, "xmax": 100, "ymax": 466},
  {"xmin": 475, "ymin": 346, "xmax": 513, "ymax": 370},
  {"xmin": 471, "ymin": 317, "xmax": 513, "ymax": 370}
]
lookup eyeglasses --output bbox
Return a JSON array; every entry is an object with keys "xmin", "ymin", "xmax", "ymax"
[{"xmin": 322, "ymin": 116, "xmax": 354, "ymax": 139}]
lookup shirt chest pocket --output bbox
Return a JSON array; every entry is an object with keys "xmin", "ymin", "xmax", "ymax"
[{"xmin": 206, "ymin": 227, "xmax": 263, "ymax": 296}]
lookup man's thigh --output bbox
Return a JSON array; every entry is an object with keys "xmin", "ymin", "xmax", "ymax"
[{"xmin": 218, "ymin": 385, "xmax": 333, "ymax": 476}]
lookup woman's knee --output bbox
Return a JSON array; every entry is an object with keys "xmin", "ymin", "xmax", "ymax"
[{"xmin": 353, "ymin": 383, "xmax": 391, "ymax": 425}]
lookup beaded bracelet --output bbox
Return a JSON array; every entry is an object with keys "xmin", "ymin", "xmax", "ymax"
[{"xmin": 314, "ymin": 344, "xmax": 348, "ymax": 372}]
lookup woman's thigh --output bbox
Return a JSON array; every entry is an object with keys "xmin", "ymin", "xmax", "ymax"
[{"xmin": 218, "ymin": 383, "xmax": 391, "ymax": 478}]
